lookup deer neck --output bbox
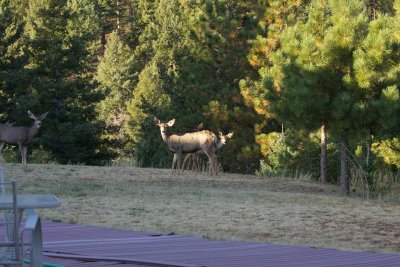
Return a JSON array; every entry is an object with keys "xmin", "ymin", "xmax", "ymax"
[
  {"xmin": 215, "ymin": 141, "xmax": 224, "ymax": 151},
  {"xmin": 27, "ymin": 125, "xmax": 39, "ymax": 142},
  {"xmin": 160, "ymin": 131, "xmax": 170, "ymax": 144}
]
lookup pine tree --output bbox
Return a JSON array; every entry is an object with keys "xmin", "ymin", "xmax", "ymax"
[
  {"xmin": 125, "ymin": 0, "xmax": 189, "ymax": 166},
  {"xmin": 183, "ymin": 0, "xmax": 263, "ymax": 172},
  {"xmin": 96, "ymin": 31, "xmax": 137, "ymax": 159},
  {"xmin": 0, "ymin": 0, "xmax": 28, "ymax": 120},
  {"xmin": 240, "ymin": 0, "xmax": 310, "ymax": 175},
  {"xmin": 126, "ymin": 61, "xmax": 172, "ymax": 166},
  {"xmin": 353, "ymin": 1, "xmax": 400, "ymax": 179},
  {"xmin": 21, "ymin": 0, "xmax": 104, "ymax": 164},
  {"xmin": 97, "ymin": 0, "xmax": 142, "ymax": 51},
  {"xmin": 258, "ymin": 0, "xmax": 400, "ymax": 194}
]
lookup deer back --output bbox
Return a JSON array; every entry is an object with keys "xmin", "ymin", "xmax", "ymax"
[
  {"xmin": 0, "ymin": 124, "xmax": 36, "ymax": 145},
  {"xmin": 167, "ymin": 130, "xmax": 216, "ymax": 153}
]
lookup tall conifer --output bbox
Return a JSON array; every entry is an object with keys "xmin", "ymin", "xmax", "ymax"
[
  {"xmin": 256, "ymin": 0, "xmax": 399, "ymax": 193},
  {"xmin": 96, "ymin": 31, "xmax": 136, "ymax": 159},
  {"xmin": 22, "ymin": 0, "xmax": 103, "ymax": 164},
  {"xmin": 0, "ymin": 0, "xmax": 28, "ymax": 120},
  {"xmin": 240, "ymin": 0, "xmax": 310, "ymax": 175}
]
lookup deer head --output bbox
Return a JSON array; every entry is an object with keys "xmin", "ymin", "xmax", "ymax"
[
  {"xmin": 217, "ymin": 131, "xmax": 233, "ymax": 148},
  {"xmin": 0, "ymin": 110, "xmax": 49, "ymax": 166},
  {"xmin": 154, "ymin": 117, "xmax": 175, "ymax": 143},
  {"xmin": 28, "ymin": 110, "xmax": 49, "ymax": 129}
]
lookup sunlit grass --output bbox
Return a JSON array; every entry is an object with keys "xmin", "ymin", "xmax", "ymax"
[{"xmin": 3, "ymin": 163, "xmax": 400, "ymax": 254}]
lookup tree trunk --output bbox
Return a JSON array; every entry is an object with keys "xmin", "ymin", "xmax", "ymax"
[
  {"xmin": 101, "ymin": 27, "xmax": 106, "ymax": 55},
  {"xmin": 366, "ymin": 134, "xmax": 372, "ymax": 174},
  {"xmin": 365, "ymin": 134, "xmax": 373, "ymax": 193},
  {"xmin": 320, "ymin": 124, "xmax": 327, "ymax": 183},
  {"xmin": 340, "ymin": 132, "xmax": 350, "ymax": 195},
  {"xmin": 116, "ymin": 0, "xmax": 121, "ymax": 35}
]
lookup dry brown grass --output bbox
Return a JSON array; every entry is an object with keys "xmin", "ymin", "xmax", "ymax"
[{"xmin": 3, "ymin": 163, "xmax": 400, "ymax": 254}]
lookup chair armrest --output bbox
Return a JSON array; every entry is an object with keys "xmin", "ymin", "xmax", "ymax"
[
  {"xmin": 23, "ymin": 213, "xmax": 39, "ymax": 231},
  {"xmin": 21, "ymin": 209, "xmax": 44, "ymax": 266}
]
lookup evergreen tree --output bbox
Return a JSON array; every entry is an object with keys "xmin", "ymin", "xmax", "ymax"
[
  {"xmin": 354, "ymin": 0, "xmax": 400, "ymax": 178},
  {"xmin": 0, "ymin": 0, "xmax": 28, "ymax": 120},
  {"xmin": 96, "ymin": 31, "xmax": 137, "ymax": 159},
  {"xmin": 97, "ymin": 0, "xmax": 142, "ymax": 51},
  {"xmin": 21, "ymin": 0, "xmax": 103, "ymax": 164},
  {"xmin": 126, "ymin": 0, "xmax": 196, "ymax": 167},
  {"xmin": 256, "ymin": 0, "xmax": 400, "ymax": 194},
  {"xmin": 183, "ymin": 0, "xmax": 263, "ymax": 172},
  {"xmin": 240, "ymin": 0, "xmax": 310, "ymax": 175},
  {"xmin": 126, "ymin": 61, "xmax": 172, "ymax": 167}
]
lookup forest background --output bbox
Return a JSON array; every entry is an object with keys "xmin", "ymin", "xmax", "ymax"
[{"xmin": 1, "ymin": 0, "xmax": 400, "ymax": 196}]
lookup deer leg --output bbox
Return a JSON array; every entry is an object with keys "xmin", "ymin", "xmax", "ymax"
[
  {"xmin": 208, "ymin": 155, "xmax": 214, "ymax": 176},
  {"xmin": 18, "ymin": 143, "xmax": 23, "ymax": 165},
  {"xmin": 193, "ymin": 155, "xmax": 197, "ymax": 172},
  {"xmin": 24, "ymin": 146, "xmax": 28, "ymax": 166},
  {"xmin": 210, "ymin": 153, "xmax": 217, "ymax": 175},
  {"xmin": 188, "ymin": 154, "xmax": 194, "ymax": 171},
  {"xmin": 0, "ymin": 142, "xmax": 5, "ymax": 162},
  {"xmin": 195, "ymin": 155, "xmax": 201, "ymax": 172},
  {"xmin": 213, "ymin": 154, "xmax": 218, "ymax": 175},
  {"xmin": 203, "ymin": 150, "xmax": 216, "ymax": 176},
  {"xmin": 198, "ymin": 157, "xmax": 203, "ymax": 172},
  {"xmin": 182, "ymin": 153, "xmax": 191, "ymax": 174},
  {"xmin": 176, "ymin": 152, "xmax": 182, "ymax": 174},
  {"xmin": 22, "ymin": 146, "xmax": 28, "ymax": 166},
  {"xmin": 191, "ymin": 155, "xmax": 195, "ymax": 172},
  {"xmin": 172, "ymin": 153, "xmax": 178, "ymax": 173},
  {"xmin": 191, "ymin": 154, "xmax": 196, "ymax": 172},
  {"xmin": 18, "ymin": 143, "xmax": 27, "ymax": 166}
]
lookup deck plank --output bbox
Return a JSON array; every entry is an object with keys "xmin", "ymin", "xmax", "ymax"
[{"xmin": 31, "ymin": 221, "xmax": 400, "ymax": 267}]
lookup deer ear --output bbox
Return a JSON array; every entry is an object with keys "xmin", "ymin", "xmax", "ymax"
[
  {"xmin": 227, "ymin": 132, "xmax": 233, "ymax": 138},
  {"xmin": 39, "ymin": 111, "xmax": 49, "ymax": 120},
  {"xmin": 167, "ymin": 119, "xmax": 175, "ymax": 127},
  {"xmin": 218, "ymin": 131, "xmax": 223, "ymax": 137},
  {"xmin": 28, "ymin": 111, "xmax": 36, "ymax": 119},
  {"xmin": 154, "ymin": 117, "xmax": 161, "ymax": 125}
]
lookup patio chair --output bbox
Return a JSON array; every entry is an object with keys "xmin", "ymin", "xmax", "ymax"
[
  {"xmin": 0, "ymin": 167, "xmax": 45, "ymax": 267},
  {"xmin": 0, "ymin": 179, "xmax": 23, "ymax": 266}
]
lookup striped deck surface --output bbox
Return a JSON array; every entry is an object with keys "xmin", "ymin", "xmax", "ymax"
[{"xmin": 34, "ymin": 221, "xmax": 400, "ymax": 267}]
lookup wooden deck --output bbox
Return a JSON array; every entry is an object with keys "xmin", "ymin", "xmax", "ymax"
[{"xmin": 32, "ymin": 221, "xmax": 400, "ymax": 267}]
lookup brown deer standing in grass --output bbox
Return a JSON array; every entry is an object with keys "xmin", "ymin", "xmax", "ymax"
[
  {"xmin": 0, "ymin": 111, "xmax": 48, "ymax": 166},
  {"xmin": 182, "ymin": 131, "xmax": 233, "ymax": 173},
  {"xmin": 154, "ymin": 117, "xmax": 218, "ymax": 175}
]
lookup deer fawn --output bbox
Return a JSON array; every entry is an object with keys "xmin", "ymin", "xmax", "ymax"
[
  {"xmin": 154, "ymin": 117, "xmax": 218, "ymax": 175},
  {"xmin": 182, "ymin": 131, "xmax": 233, "ymax": 173},
  {"xmin": 0, "ymin": 111, "xmax": 48, "ymax": 166}
]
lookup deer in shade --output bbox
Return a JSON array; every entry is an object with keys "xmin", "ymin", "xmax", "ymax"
[
  {"xmin": 154, "ymin": 117, "xmax": 218, "ymax": 175},
  {"xmin": 0, "ymin": 111, "xmax": 48, "ymax": 166},
  {"xmin": 182, "ymin": 131, "xmax": 233, "ymax": 173}
]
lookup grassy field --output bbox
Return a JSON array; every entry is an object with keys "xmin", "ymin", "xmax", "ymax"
[{"xmin": 3, "ymin": 163, "xmax": 400, "ymax": 254}]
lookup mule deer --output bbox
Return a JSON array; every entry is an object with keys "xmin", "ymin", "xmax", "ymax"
[
  {"xmin": 154, "ymin": 117, "xmax": 218, "ymax": 175},
  {"xmin": 0, "ymin": 111, "xmax": 48, "ymax": 166},
  {"xmin": 183, "ymin": 131, "xmax": 233, "ymax": 173}
]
